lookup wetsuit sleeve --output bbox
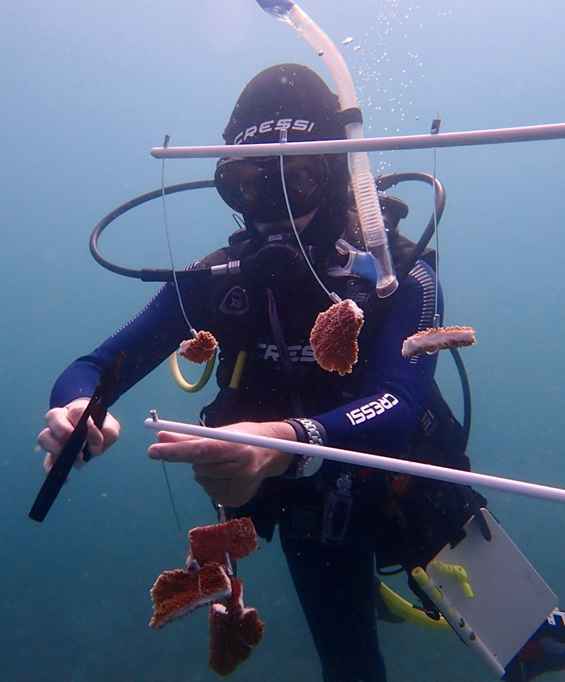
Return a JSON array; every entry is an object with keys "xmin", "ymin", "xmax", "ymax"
[
  {"xmin": 313, "ymin": 261, "xmax": 442, "ymax": 456},
  {"xmin": 49, "ymin": 275, "xmax": 207, "ymax": 408}
]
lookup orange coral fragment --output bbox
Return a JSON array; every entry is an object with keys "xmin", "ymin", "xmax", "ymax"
[
  {"xmin": 189, "ymin": 518, "xmax": 259, "ymax": 566},
  {"xmin": 209, "ymin": 577, "xmax": 265, "ymax": 677},
  {"xmin": 179, "ymin": 330, "xmax": 218, "ymax": 364},
  {"xmin": 310, "ymin": 299, "xmax": 364, "ymax": 376},
  {"xmin": 149, "ymin": 562, "xmax": 231, "ymax": 628}
]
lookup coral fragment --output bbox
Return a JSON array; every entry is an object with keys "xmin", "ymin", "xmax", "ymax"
[
  {"xmin": 401, "ymin": 325, "xmax": 476, "ymax": 358},
  {"xmin": 179, "ymin": 330, "xmax": 218, "ymax": 364},
  {"xmin": 310, "ymin": 299, "xmax": 364, "ymax": 376},
  {"xmin": 189, "ymin": 518, "xmax": 259, "ymax": 566},
  {"xmin": 150, "ymin": 562, "xmax": 231, "ymax": 628}
]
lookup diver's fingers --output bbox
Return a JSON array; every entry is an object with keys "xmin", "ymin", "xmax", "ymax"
[
  {"xmin": 66, "ymin": 398, "xmax": 105, "ymax": 454},
  {"xmin": 43, "ymin": 451, "xmax": 56, "ymax": 474},
  {"xmin": 191, "ymin": 460, "xmax": 242, "ymax": 478},
  {"xmin": 43, "ymin": 450, "xmax": 76, "ymax": 479},
  {"xmin": 44, "ymin": 407, "xmax": 76, "ymax": 445},
  {"xmin": 65, "ymin": 398, "xmax": 91, "ymax": 421},
  {"xmin": 192, "ymin": 474, "xmax": 258, "ymax": 508},
  {"xmin": 44, "ymin": 403, "xmax": 101, "ymax": 456},
  {"xmin": 100, "ymin": 412, "xmax": 120, "ymax": 449},
  {"xmin": 84, "ymin": 418, "xmax": 104, "ymax": 456},
  {"xmin": 156, "ymin": 431, "xmax": 200, "ymax": 443},
  {"xmin": 38, "ymin": 428, "xmax": 65, "ymax": 456},
  {"xmin": 148, "ymin": 437, "xmax": 236, "ymax": 465},
  {"xmin": 193, "ymin": 475, "xmax": 231, "ymax": 498},
  {"xmin": 85, "ymin": 411, "xmax": 120, "ymax": 457},
  {"xmin": 42, "ymin": 401, "xmax": 120, "ymax": 462},
  {"xmin": 82, "ymin": 412, "xmax": 120, "ymax": 457}
]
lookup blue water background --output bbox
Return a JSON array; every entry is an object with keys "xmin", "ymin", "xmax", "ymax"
[{"xmin": 1, "ymin": 0, "xmax": 565, "ymax": 680}]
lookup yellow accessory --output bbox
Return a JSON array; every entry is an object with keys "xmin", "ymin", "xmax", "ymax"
[
  {"xmin": 379, "ymin": 582, "xmax": 450, "ymax": 631},
  {"xmin": 229, "ymin": 351, "xmax": 248, "ymax": 390},
  {"xmin": 169, "ymin": 349, "xmax": 217, "ymax": 393},
  {"xmin": 412, "ymin": 566, "xmax": 430, "ymax": 587},
  {"xmin": 432, "ymin": 561, "xmax": 474, "ymax": 599}
]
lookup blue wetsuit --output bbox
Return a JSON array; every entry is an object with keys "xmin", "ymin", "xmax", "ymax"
[
  {"xmin": 51, "ymin": 236, "xmax": 474, "ymax": 682},
  {"xmin": 51, "ymin": 258, "xmax": 439, "ymax": 457}
]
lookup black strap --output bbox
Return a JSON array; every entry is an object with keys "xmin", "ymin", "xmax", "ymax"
[
  {"xmin": 266, "ymin": 288, "xmax": 304, "ymax": 417},
  {"xmin": 339, "ymin": 107, "xmax": 363, "ymax": 126}
]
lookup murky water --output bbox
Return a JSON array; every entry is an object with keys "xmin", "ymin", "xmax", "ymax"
[{"xmin": 2, "ymin": 1, "xmax": 564, "ymax": 680}]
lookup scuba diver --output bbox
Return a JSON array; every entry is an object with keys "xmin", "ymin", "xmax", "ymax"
[{"xmin": 38, "ymin": 64, "xmax": 565, "ymax": 682}]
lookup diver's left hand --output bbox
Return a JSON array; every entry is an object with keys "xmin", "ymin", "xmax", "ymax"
[{"xmin": 147, "ymin": 422, "xmax": 295, "ymax": 507}]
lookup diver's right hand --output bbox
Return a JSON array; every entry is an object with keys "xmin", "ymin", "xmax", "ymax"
[{"xmin": 38, "ymin": 398, "xmax": 121, "ymax": 474}]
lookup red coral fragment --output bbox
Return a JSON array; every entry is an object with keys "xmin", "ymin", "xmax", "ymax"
[
  {"xmin": 209, "ymin": 577, "xmax": 265, "ymax": 676},
  {"xmin": 189, "ymin": 518, "xmax": 259, "ymax": 566},
  {"xmin": 310, "ymin": 299, "xmax": 364, "ymax": 376},
  {"xmin": 179, "ymin": 330, "xmax": 218, "ymax": 364},
  {"xmin": 149, "ymin": 562, "xmax": 231, "ymax": 629},
  {"xmin": 149, "ymin": 519, "xmax": 263, "ymax": 675}
]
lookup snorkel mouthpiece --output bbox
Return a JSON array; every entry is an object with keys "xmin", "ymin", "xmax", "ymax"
[
  {"xmin": 256, "ymin": 0, "xmax": 398, "ymax": 298},
  {"xmin": 255, "ymin": 0, "xmax": 295, "ymax": 21}
]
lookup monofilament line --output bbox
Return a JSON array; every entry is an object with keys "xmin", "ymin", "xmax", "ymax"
[
  {"xmin": 161, "ymin": 135, "xmax": 197, "ymax": 338},
  {"xmin": 432, "ymin": 144, "xmax": 440, "ymax": 328},
  {"xmin": 279, "ymin": 131, "xmax": 341, "ymax": 304},
  {"xmin": 159, "ymin": 135, "xmax": 193, "ymax": 550},
  {"xmin": 160, "ymin": 460, "xmax": 185, "ymax": 544}
]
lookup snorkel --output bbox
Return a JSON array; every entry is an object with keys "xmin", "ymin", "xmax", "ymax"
[{"xmin": 256, "ymin": 0, "xmax": 398, "ymax": 297}]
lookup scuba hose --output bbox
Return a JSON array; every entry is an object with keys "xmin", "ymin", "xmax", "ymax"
[
  {"xmin": 89, "ymin": 179, "xmax": 215, "ymax": 279},
  {"xmin": 375, "ymin": 172, "xmax": 446, "ymax": 282},
  {"xmin": 89, "ymin": 174, "xmax": 443, "ymax": 283}
]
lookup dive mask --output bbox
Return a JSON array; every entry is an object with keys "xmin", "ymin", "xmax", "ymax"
[{"xmin": 214, "ymin": 154, "xmax": 329, "ymax": 221}]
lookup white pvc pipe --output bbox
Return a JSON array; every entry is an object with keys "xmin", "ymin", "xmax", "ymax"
[
  {"xmin": 414, "ymin": 570, "xmax": 505, "ymax": 678},
  {"xmin": 150, "ymin": 122, "xmax": 565, "ymax": 159},
  {"xmin": 144, "ymin": 417, "xmax": 565, "ymax": 505}
]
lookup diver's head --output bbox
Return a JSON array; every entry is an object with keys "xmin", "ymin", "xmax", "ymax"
[{"xmin": 215, "ymin": 64, "xmax": 349, "ymax": 253}]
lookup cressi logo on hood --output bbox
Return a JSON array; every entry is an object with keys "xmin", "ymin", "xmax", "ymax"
[
  {"xmin": 233, "ymin": 118, "xmax": 316, "ymax": 145},
  {"xmin": 223, "ymin": 65, "xmax": 345, "ymax": 147}
]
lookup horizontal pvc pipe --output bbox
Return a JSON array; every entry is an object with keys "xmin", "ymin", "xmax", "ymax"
[
  {"xmin": 150, "ymin": 123, "xmax": 565, "ymax": 159},
  {"xmin": 145, "ymin": 417, "xmax": 565, "ymax": 505}
]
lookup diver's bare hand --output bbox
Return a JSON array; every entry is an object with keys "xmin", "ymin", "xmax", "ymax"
[
  {"xmin": 147, "ymin": 421, "xmax": 295, "ymax": 507},
  {"xmin": 38, "ymin": 398, "xmax": 121, "ymax": 474}
]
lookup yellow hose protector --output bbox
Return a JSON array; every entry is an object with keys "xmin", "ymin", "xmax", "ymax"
[
  {"xmin": 379, "ymin": 582, "xmax": 450, "ymax": 631},
  {"xmin": 229, "ymin": 351, "xmax": 248, "ymax": 389},
  {"xmin": 169, "ymin": 349, "xmax": 217, "ymax": 393}
]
